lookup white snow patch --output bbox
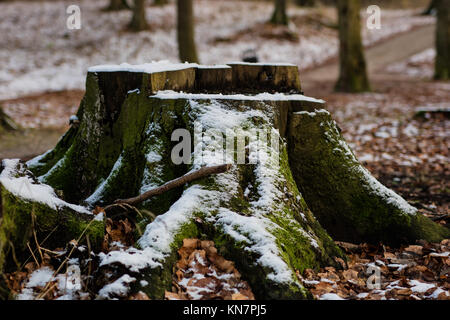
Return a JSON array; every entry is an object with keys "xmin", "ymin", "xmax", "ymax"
[{"xmin": 153, "ymin": 90, "xmax": 325, "ymax": 104}]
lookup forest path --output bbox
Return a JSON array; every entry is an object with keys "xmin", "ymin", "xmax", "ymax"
[{"xmin": 302, "ymin": 24, "xmax": 435, "ymax": 91}]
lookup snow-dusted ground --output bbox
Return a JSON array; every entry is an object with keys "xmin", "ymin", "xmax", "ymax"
[
  {"xmin": 385, "ymin": 48, "xmax": 436, "ymax": 78},
  {"xmin": 0, "ymin": 0, "xmax": 434, "ymax": 100}
]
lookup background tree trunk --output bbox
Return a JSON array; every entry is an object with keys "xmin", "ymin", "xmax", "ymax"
[
  {"xmin": 335, "ymin": 0, "xmax": 371, "ymax": 93},
  {"xmin": 270, "ymin": 0, "xmax": 289, "ymax": 25},
  {"xmin": 128, "ymin": 0, "xmax": 149, "ymax": 31},
  {"xmin": 422, "ymin": 0, "xmax": 437, "ymax": 15},
  {"xmin": 153, "ymin": 0, "xmax": 168, "ymax": 5},
  {"xmin": 0, "ymin": 107, "xmax": 17, "ymax": 133},
  {"xmin": 435, "ymin": 0, "xmax": 450, "ymax": 80},
  {"xmin": 104, "ymin": 0, "xmax": 130, "ymax": 11},
  {"xmin": 177, "ymin": 0, "xmax": 199, "ymax": 63}
]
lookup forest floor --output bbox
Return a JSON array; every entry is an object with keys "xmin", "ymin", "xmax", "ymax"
[{"xmin": 0, "ymin": 0, "xmax": 448, "ymax": 300}]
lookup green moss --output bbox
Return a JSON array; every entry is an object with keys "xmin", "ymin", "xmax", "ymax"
[{"xmin": 288, "ymin": 110, "xmax": 449, "ymax": 245}]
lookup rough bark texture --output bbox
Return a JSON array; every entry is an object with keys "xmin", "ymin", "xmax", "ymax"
[
  {"xmin": 227, "ymin": 63, "xmax": 302, "ymax": 93},
  {"xmin": 177, "ymin": 0, "xmax": 199, "ymax": 63},
  {"xmin": 270, "ymin": 0, "xmax": 289, "ymax": 25},
  {"xmin": 128, "ymin": 0, "xmax": 149, "ymax": 31},
  {"xmin": 435, "ymin": 0, "xmax": 450, "ymax": 80},
  {"xmin": 288, "ymin": 110, "xmax": 450, "ymax": 246},
  {"xmin": 335, "ymin": 0, "xmax": 370, "ymax": 93}
]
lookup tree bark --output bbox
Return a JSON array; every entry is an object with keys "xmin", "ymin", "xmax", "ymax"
[
  {"xmin": 104, "ymin": 0, "xmax": 130, "ymax": 11},
  {"xmin": 177, "ymin": 0, "xmax": 199, "ymax": 63},
  {"xmin": 335, "ymin": 0, "xmax": 370, "ymax": 93},
  {"xmin": 270, "ymin": 0, "xmax": 289, "ymax": 25},
  {"xmin": 435, "ymin": 0, "xmax": 450, "ymax": 80},
  {"xmin": 128, "ymin": 0, "xmax": 149, "ymax": 31},
  {"xmin": 422, "ymin": 0, "xmax": 437, "ymax": 15}
]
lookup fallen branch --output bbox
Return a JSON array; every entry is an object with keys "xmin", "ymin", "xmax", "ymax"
[{"xmin": 110, "ymin": 164, "xmax": 232, "ymax": 207}]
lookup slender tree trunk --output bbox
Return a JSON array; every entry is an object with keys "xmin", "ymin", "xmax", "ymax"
[
  {"xmin": 435, "ymin": 0, "xmax": 450, "ymax": 80},
  {"xmin": 177, "ymin": 0, "xmax": 199, "ymax": 63},
  {"xmin": 154, "ymin": 0, "xmax": 168, "ymax": 5},
  {"xmin": 335, "ymin": 0, "xmax": 370, "ymax": 93},
  {"xmin": 104, "ymin": 0, "xmax": 130, "ymax": 11},
  {"xmin": 128, "ymin": 0, "xmax": 149, "ymax": 31},
  {"xmin": 270, "ymin": 0, "xmax": 289, "ymax": 25}
]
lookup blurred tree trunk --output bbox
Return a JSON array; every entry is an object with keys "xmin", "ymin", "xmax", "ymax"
[
  {"xmin": 296, "ymin": 0, "xmax": 315, "ymax": 7},
  {"xmin": 128, "ymin": 0, "xmax": 149, "ymax": 31},
  {"xmin": 154, "ymin": 0, "xmax": 168, "ymax": 5},
  {"xmin": 435, "ymin": 0, "xmax": 450, "ymax": 80},
  {"xmin": 422, "ymin": 0, "xmax": 437, "ymax": 15},
  {"xmin": 335, "ymin": 0, "xmax": 370, "ymax": 93},
  {"xmin": 177, "ymin": 0, "xmax": 199, "ymax": 63},
  {"xmin": 104, "ymin": 0, "xmax": 130, "ymax": 11},
  {"xmin": 0, "ymin": 107, "xmax": 17, "ymax": 133},
  {"xmin": 270, "ymin": 0, "xmax": 289, "ymax": 25}
]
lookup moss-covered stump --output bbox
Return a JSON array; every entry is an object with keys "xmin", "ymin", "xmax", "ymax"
[
  {"xmin": 288, "ymin": 110, "xmax": 450, "ymax": 246},
  {"xmin": 0, "ymin": 159, "xmax": 104, "ymax": 275},
  {"xmin": 23, "ymin": 63, "xmax": 344, "ymax": 299}
]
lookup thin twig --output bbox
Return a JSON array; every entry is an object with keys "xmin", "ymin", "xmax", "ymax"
[
  {"xmin": 109, "ymin": 163, "xmax": 232, "ymax": 207},
  {"xmin": 27, "ymin": 242, "xmax": 40, "ymax": 268},
  {"xmin": 31, "ymin": 206, "xmax": 44, "ymax": 263}
]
